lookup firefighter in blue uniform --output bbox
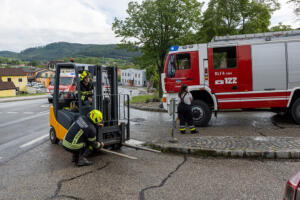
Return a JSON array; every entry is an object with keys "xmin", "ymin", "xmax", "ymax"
[{"xmin": 63, "ymin": 109, "xmax": 104, "ymax": 166}]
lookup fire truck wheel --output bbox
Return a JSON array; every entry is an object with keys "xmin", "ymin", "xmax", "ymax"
[
  {"xmin": 191, "ymin": 100, "xmax": 212, "ymax": 127},
  {"xmin": 291, "ymin": 98, "xmax": 300, "ymax": 124},
  {"xmin": 49, "ymin": 127, "xmax": 59, "ymax": 144}
]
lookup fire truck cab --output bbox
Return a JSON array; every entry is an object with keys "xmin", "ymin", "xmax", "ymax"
[{"xmin": 162, "ymin": 30, "xmax": 300, "ymax": 126}]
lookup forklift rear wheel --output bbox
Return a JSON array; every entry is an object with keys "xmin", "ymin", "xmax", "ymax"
[
  {"xmin": 48, "ymin": 98, "xmax": 53, "ymax": 104},
  {"xmin": 50, "ymin": 127, "xmax": 59, "ymax": 144}
]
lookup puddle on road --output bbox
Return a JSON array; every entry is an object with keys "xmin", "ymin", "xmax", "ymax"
[{"xmin": 130, "ymin": 118, "xmax": 146, "ymax": 122}]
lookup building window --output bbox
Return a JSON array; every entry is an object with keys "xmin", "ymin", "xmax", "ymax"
[
  {"xmin": 7, "ymin": 78, "xmax": 11, "ymax": 82},
  {"xmin": 18, "ymin": 78, "xmax": 22, "ymax": 82}
]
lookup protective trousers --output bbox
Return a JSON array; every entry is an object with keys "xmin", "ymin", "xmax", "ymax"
[{"xmin": 177, "ymin": 102, "xmax": 196, "ymax": 133}]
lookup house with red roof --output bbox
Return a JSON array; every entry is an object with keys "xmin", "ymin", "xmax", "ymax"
[{"xmin": 0, "ymin": 68, "xmax": 27, "ymax": 92}]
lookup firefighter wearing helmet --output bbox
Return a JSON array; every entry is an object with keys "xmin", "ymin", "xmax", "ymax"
[
  {"xmin": 80, "ymin": 70, "xmax": 93, "ymax": 104},
  {"xmin": 62, "ymin": 109, "xmax": 104, "ymax": 166}
]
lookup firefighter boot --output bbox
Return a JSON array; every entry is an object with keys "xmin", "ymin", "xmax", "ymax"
[
  {"xmin": 190, "ymin": 128, "xmax": 198, "ymax": 134},
  {"xmin": 77, "ymin": 156, "xmax": 93, "ymax": 167},
  {"xmin": 72, "ymin": 154, "xmax": 79, "ymax": 163},
  {"xmin": 82, "ymin": 146, "xmax": 93, "ymax": 157},
  {"xmin": 179, "ymin": 127, "xmax": 186, "ymax": 134}
]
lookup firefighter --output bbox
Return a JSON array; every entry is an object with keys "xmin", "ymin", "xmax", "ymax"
[
  {"xmin": 62, "ymin": 109, "xmax": 104, "ymax": 166},
  {"xmin": 177, "ymin": 84, "xmax": 198, "ymax": 134},
  {"xmin": 80, "ymin": 70, "xmax": 93, "ymax": 104}
]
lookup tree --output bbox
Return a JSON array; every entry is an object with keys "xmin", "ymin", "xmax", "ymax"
[
  {"xmin": 113, "ymin": 0, "xmax": 203, "ymax": 97},
  {"xmin": 200, "ymin": 0, "xmax": 276, "ymax": 42},
  {"xmin": 270, "ymin": 22, "xmax": 293, "ymax": 31}
]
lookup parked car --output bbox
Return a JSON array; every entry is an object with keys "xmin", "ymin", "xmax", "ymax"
[{"xmin": 283, "ymin": 170, "xmax": 300, "ymax": 200}]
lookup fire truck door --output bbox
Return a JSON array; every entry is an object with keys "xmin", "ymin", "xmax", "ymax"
[
  {"xmin": 208, "ymin": 46, "xmax": 241, "ymax": 109},
  {"xmin": 165, "ymin": 51, "xmax": 199, "ymax": 93},
  {"xmin": 209, "ymin": 46, "xmax": 240, "ymax": 94}
]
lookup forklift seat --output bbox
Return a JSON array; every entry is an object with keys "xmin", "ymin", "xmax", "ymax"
[{"xmin": 57, "ymin": 110, "xmax": 80, "ymax": 129}]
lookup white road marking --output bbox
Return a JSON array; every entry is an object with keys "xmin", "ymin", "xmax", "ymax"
[
  {"xmin": 20, "ymin": 134, "xmax": 48, "ymax": 148},
  {"xmin": 40, "ymin": 105, "xmax": 50, "ymax": 108},
  {"xmin": 0, "ymin": 157, "xmax": 2, "ymax": 160},
  {"xmin": 7, "ymin": 112, "xmax": 18, "ymax": 114},
  {"xmin": 24, "ymin": 112, "xmax": 34, "ymax": 114},
  {"xmin": 0, "ymin": 112, "xmax": 49, "ymax": 128},
  {"xmin": 39, "ymin": 111, "xmax": 49, "ymax": 114}
]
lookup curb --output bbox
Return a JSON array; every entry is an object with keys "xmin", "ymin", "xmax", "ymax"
[
  {"xmin": 130, "ymin": 105, "xmax": 167, "ymax": 113},
  {"xmin": 0, "ymin": 95, "xmax": 48, "ymax": 103},
  {"xmin": 146, "ymin": 142, "xmax": 300, "ymax": 159}
]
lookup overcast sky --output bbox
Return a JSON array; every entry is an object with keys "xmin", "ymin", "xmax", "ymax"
[{"xmin": 0, "ymin": 0, "xmax": 299, "ymax": 52}]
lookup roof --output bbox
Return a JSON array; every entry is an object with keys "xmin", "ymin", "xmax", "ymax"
[
  {"xmin": 0, "ymin": 81, "xmax": 16, "ymax": 91},
  {"xmin": 34, "ymin": 68, "xmax": 48, "ymax": 73},
  {"xmin": 22, "ymin": 67, "xmax": 37, "ymax": 73},
  {"xmin": 122, "ymin": 68, "xmax": 146, "ymax": 72},
  {"xmin": 0, "ymin": 68, "xmax": 26, "ymax": 76}
]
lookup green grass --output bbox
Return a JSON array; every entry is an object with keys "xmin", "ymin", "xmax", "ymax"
[
  {"xmin": 130, "ymin": 94, "xmax": 161, "ymax": 103},
  {"xmin": 0, "ymin": 93, "xmax": 46, "ymax": 98}
]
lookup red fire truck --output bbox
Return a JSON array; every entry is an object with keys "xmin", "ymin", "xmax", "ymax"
[{"xmin": 162, "ymin": 30, "xmax": 300, "ymax": 126}]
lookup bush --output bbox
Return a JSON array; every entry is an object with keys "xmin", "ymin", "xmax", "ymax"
[{"xmin": 130, "ymin": 94, "xmax": 162, "ymax": 103}]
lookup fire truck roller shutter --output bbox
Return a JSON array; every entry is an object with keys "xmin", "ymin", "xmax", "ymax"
[
  {"xmin": 251, "ymin": 43, "xmax": 287, "ymax": 91},
  {"xmin": 287, "ymin": 42, "xmax": 300, "ymax": 89}
]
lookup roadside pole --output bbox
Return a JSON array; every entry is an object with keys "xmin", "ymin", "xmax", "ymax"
[{"xmin": 169, "ymin": 98, "xmax": 178, "ymax": 143}]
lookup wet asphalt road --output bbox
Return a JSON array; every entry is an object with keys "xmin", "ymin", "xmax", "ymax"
[
  {"xmin": 0, "ymin": 98, "xmax": 50, "ymax": 164},
  {"xmin": 1, "ymin": 99, "xmax": 300, "ymax": 199}
]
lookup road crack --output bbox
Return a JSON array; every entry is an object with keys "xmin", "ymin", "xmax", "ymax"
[
  {"xmin": 139, "ymin": 155, "xmax": 187, "ymax": 200},
  {"xmin": 271, "ymin": 121, "xmax": 285, "ymax": 130},
  {"xmin": 252, "ymin": 121, "xmax": 266, "ymax": 136},
  {"xmin": 46, "ymin": 162, "xmax": 110, "ymax": 200}
]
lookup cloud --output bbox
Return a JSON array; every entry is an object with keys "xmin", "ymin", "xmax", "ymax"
[
  {"xmin": 271, "ymin": 0, "xmax": 300, "ymax": 28},
  {"xmin": 0, "ymin": 0, "xmax": 299, "ymax": 52},
  {"xmin": 0, "ymin": 0, "xmax": 119, "ymax": 52}
]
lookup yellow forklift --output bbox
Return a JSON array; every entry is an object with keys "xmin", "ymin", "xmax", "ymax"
[{"xmin": 49, "ymin": 62, "xmax": 130, "ymax": 150}]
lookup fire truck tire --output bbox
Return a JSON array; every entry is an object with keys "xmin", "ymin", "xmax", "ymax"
[
  {"xmin": 291, "ymin": 98, "xmax": 300, "ymax": 124},
  {"xmin": 191, "ymin": 100, "xmax": 212, "ymax": 127},
  {"xmin": 49, "ymin": 127, "xmax": 59, "ymax": 144}
]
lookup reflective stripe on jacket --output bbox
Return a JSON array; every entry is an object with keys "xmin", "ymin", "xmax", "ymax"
[{"xmin": 62, "ymin": 116, "xmax": 100, "ymax": 150}]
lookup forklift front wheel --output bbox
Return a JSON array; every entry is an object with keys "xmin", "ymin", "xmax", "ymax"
[
  {"xmin": 50, "ymin": 127, "xmax": 59, "ymax": 144},
  {"xmin": 111, "ymin": 143, "xmax": 122, "ymax": 150}
]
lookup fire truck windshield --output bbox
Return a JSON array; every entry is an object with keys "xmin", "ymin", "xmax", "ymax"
[{"xmin": 167, "ymin": 54, "xmax": 176, "ymax": 78}]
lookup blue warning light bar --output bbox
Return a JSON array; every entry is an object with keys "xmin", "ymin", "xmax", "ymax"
[{"xmin": 169, "ymin": 46, "xmax": 179, "ymax": 51}]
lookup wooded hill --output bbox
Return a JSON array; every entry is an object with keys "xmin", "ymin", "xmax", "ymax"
[{"xmin": 0, "ymin": 42, "xmax": 140, "ymax": 61}]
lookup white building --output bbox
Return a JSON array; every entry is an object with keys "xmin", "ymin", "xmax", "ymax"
[{"xmin": 121, "ymin": 68, "xmax": 146, "ymax": 87}]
